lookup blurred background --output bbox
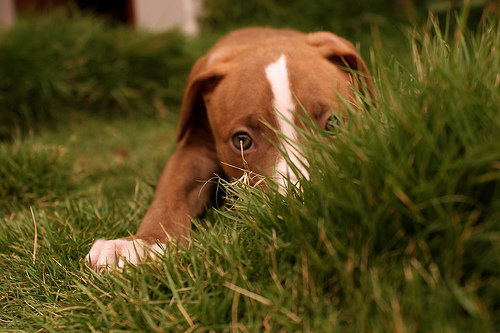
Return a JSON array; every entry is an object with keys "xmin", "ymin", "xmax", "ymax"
[
  {"xmin": 0, "ymin": 0, "xmax": 497, "ymax": 139},
  {"xmin": 1, "ymin": 0, "xmax": 497, "ymax": 35}
]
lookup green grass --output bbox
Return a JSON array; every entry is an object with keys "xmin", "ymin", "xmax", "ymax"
[
  {"xmin": 200, "ymin": 0, "xmax": 427, "ymax": 36},
  {"xmin": 0, "ymin": 140, "xmax": 73, "ymax": 208},
  {"xmin": 0, "ymin": 9, "xmax": 195, "ymax": 139},
  {"xmin": 1, "ymin": 10, "xmax": 499, "ymax": 332}
]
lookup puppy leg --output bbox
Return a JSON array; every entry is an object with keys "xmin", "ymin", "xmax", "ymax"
[{"xmin": 85, "ymin": 140, "xmax": 220, "ymax": 271}]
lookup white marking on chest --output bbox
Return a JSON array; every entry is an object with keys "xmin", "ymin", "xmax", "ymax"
[{"xmin": 264, "ymin": 54, "xmax": 309, "ymax": 190}]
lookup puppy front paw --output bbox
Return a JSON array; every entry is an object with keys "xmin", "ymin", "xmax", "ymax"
[{"xmin": 85, "ymin": 238, "xmax": 165, "ymax": 273}]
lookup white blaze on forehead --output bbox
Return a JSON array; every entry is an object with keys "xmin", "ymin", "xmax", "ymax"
[
  {"xmin": 265, "ymin": 54, "xmax": 295, "ymax": 117},
  {"xmin": 264, "ymin": 54, "xmax": 309, "ymax": 189}
]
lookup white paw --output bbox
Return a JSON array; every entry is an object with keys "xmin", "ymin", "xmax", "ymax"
[{"xmin": 85, "ymin": 238, "xmax": 165, "ymax": 273}]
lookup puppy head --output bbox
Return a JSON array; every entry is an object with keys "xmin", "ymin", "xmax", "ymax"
[{"xmin": 177, "ymin": 31, "xmax": 374, "ymax": 186}]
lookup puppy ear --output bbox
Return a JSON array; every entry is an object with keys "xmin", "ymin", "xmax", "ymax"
[
  {"xmin": 305, "ymin": 31, "xmax": 376, "ymax": 106},
  {"xmin": 176, "ymin": 46, "xmax": 245, "ymax": 142}
]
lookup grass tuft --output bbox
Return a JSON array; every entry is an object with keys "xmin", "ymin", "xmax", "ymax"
[
  {"xmin": 0, "ymin": 140, "xmax": 73, "ymax": 208},
  {"xmin": 0, "ymin": 9, "xmax": 194, "ymax": 139}
]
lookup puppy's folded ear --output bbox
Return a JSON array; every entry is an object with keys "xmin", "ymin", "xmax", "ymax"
[
  {"xmin": 176, "ymin": 46, "xmax": 246, "ymax": 143},
  {"xmin": 305, "ymin": 31, "xmax": 376, "ymax": 106}
]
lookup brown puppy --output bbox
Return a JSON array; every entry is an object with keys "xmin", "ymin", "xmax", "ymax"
[{"xmin": 86, "ymin": 27, "xmax": 373, "ymax": 271}]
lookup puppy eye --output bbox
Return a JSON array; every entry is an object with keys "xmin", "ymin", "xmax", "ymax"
[
  {"xmin": 325, "ymin": 116, "xmax": 340, "ymax": 133},
  {"xmin": 232, "ymin": 132, "xmax": 253, "ymax": 150}
]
